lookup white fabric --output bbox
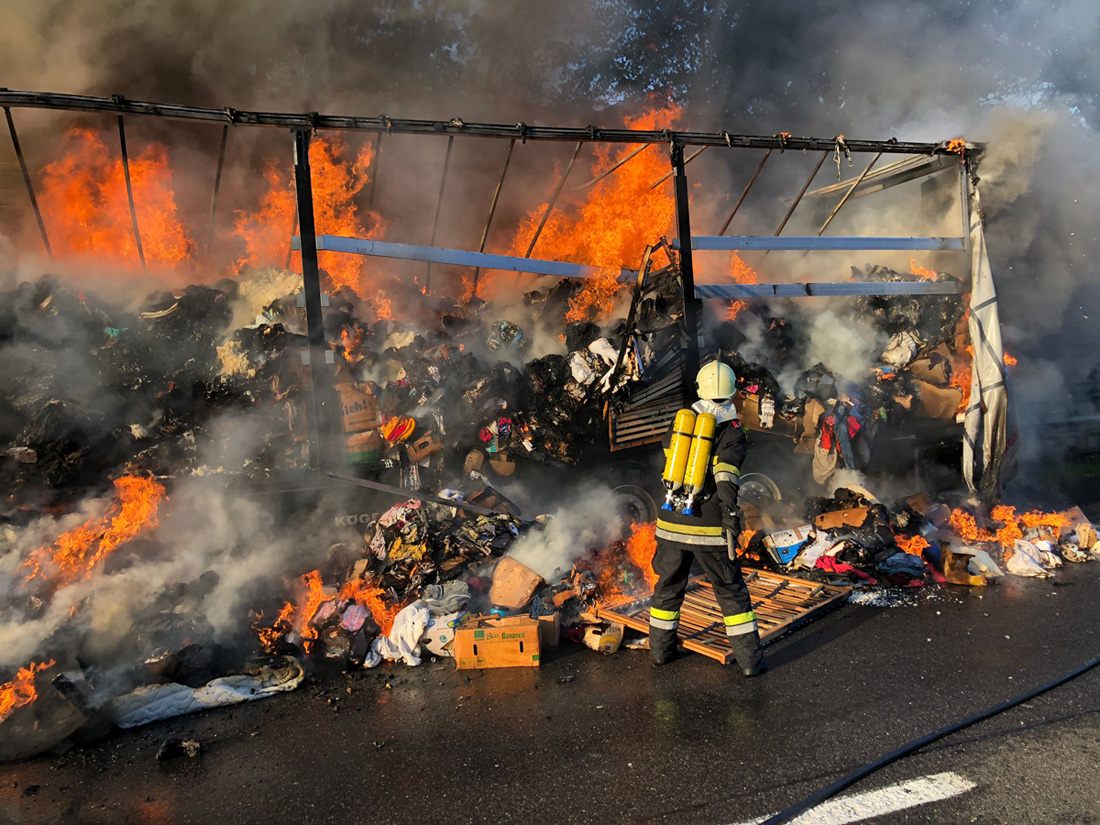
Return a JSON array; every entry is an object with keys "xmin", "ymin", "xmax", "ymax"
[
  {"xmin": 692, "ymin": 398, "xmax": 739, "ymax": 424},
  {"xmin": 364, "ymin": 601, "xmax": 431, "ymax": 668},
  {"xmin": 109, "ymin": 657, "xmax": 304, "ymax": 728},
  {"xmin": 963, "ymin": 184, "xmax": 1012, "ymax": 498},
  {"xmin": 1006, "ymin": 540, "xmax": 1053, "ymax": 578},
  {"xmin": 588, "ymin": 338, "xmax": 619, "ymax": 364}
]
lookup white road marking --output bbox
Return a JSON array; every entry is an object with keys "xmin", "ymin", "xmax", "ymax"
[{"xmin": 729, "ymin": 771, "xmax": 977, "ymax": 825}]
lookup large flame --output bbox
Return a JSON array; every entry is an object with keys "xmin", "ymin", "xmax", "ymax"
[
  {"xmin": 23, "ymin": 475, "xmax": 166, "ymax": 587},
  {"xmin": 949, "ymin": 504, "xmax": 1072, "ymax": 549},
  {"xmin": 38, "ymin": 128, "xmax": 192, "ymax": 269},
  {"xmin": 509, "ymin": 106, "xmax": 680, "ymax": 322},
  {"xmin": 625, "ymin": 522, "xmax": 659, "ymax": 590},
  {"xmin": 339, "ymin": 578, "xmax": 402, "ymax": 636},
  {"xmin": 233, "ymin": 136, "xmax": 380, "ymax": 294},
  {"xmin": 0, "ymin": 660, "xmax": 56, "ymax": 724}
]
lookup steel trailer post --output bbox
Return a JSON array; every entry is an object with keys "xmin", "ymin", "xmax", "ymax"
[
  {"xmin": 3, "ymin": 106, "xmax": 52, "ymax": 258},
  {"xmin": 116, "ymin": 115, "xmax": 148, "ymax": 273},
  {"xmin": 472, "ymin": 137, "xmax": 515, "ymax": 294},
  {"xmin": 671, "ymin": 143, "xmax": 700, "ymax": 399},
  {"xmin": 524, "ymin": 140, "xmax": 583, "ymax": 258},
  {"xmin": 719, "ymin": 148, "xmax": 771, "ymax": 235},
  {"xmin": 205, "ymin": 123, "xmax": 230, "ymax": 256},
  {"xmin": 365, "ymin": 131, "xmax": 383, "ymax": 213},
  {"xmin": 293, "ymin": 127, "xmax": 337, "ymax": 471},
  {"xmin": 425, "ymin": 134, "xmax": 455, "ymax": 293}
]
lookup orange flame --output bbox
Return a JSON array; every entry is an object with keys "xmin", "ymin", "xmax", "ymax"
[
  {"xmin": 950, "ymin": 342, "xmax": 974, "ymax": 415},
  {"xmin": 945, "ymin": 138, "xmax": 968, "ymax": 155},
  {"xmin": 340, "ymin": 325, "xmax": 365, "ymax": 365},
  {"xmin": 909, "ymin": 257, "xmax": 938, "ymax": 281},
  {"xmin": 294, "ymin": 569, "xmax": 329, "ymax": 652},
  {"xmin": 0, "ymin": 660, "xmax": 56, "ymax": 724},
  {"xmin": 38, "ymin": 128, "xmax": 192, "ymax": 269},
  {"xmin": 23, "ymin": 475, "xmax": 166, "ymax": 586},
  {"xmin": 624, "ymin": 522, "xmax": 659, "ymax": 590},
  {"xmin": 233, "ymin": 136, "xmax": 381, "ymax": 295},
  {"xmin": 254, "ymin": 601, "xmax": 295, "ymax": 653},
  {"xmin": 510, "ymin": 106, "xmax": 680, "ymax": 322},
  {"xmin": 895, "ymin": 534, "xmax": 930, "ymax": 556},
  {"xmin": 950, "ymin": 504, "xmax": 1073, "ymax": 549},
  {"xmin": 725, "ymin": 252, "xmax": 759, "ymax": 320},
  {"xmin": 1004, "ymin": 351, "xmax": 1018, "ymax": 367},
  {"xmin": 339, "ymin": 578, "xmax": 402, "ymax": 636}
]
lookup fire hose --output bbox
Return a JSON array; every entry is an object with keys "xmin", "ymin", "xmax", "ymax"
[{"xmin": 760, "ymin": 654, "xmax": 1100, "ymax": 824}]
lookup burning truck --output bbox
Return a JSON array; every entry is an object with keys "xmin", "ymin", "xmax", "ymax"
[{"xmin": 1, "ymin": 90, "xmax": 1097, "ymax": 760}]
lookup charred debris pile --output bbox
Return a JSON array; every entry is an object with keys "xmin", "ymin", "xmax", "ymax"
[{"xmin": 1, "ymin": 260, "xmax": 1098, "ymax": 761}]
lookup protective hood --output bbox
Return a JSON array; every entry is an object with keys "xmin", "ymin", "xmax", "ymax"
[{"xmin": 692, "ymin": 398, "xmax": 739, "ymax": 424}]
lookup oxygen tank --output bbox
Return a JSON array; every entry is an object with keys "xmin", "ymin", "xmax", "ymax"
[
  {"xmin": 660, "ymin": 409, "xmax": 696, "ymax": 511},
  {"xmin": 681, "ymin": 412, "xmax": 716, "ymax": 516}
]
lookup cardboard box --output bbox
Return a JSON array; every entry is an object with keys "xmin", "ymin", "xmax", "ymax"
[
  {"xmin": 454, "ymin": 615, "xmax": 541, "ymax": 669},
  {"xmin": 346, "ymin": 430, "xmax": 384, "ymax": 465},
  {"xmin": 814, "ymin": 507, "xmax": 870, "ymax": 530},
  {"xmin": 489, "ymin": 556, "xmax": 543, "ymax": 610},
  {"xmin": 763, "ymin": 525, "xmax": 814, "ymax": 565},
  {"xmin": 335, "ymin": 382, "xmax": 381, "ymax": 433},
  {"xmin": 537, "ymin": 612, "xmax": 561, "ymax": 651}
]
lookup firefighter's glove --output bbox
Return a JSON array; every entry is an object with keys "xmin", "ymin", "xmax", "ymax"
[{"xmin": 722, "ymin": 511, "xmax": 741, "ymax": 538}]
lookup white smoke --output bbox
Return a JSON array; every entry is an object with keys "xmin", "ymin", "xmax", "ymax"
[{"xmin": 506, "ymin": 485, "xmax": 625, "ymax": 581}]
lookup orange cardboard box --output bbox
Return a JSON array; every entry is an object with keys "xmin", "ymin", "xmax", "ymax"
[{"xmin": 454, "ymin": 615, "xmax": 541, "ymax": 670}]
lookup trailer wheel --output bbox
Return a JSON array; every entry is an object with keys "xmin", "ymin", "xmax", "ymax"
[
  {"xmin": 738, "ymin": 472, "xmax": 783, "ymax": 507},
  {"xmin": 611, "ymin": 484, "xmax": 658, "ymax": 524}
]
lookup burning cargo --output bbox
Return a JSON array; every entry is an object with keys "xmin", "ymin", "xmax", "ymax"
[{"xmin": 0, "ymin": 89, "xmax": 1096, "ymax": 761}]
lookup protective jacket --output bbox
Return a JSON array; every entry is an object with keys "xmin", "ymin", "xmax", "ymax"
[{"xmin": 655, "ymin": 399, "xmax": 746, "ymax": 549}]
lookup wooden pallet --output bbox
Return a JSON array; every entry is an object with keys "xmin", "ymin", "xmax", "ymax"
[{"xmin": 596, "ymin": 569, "xmax": 851, "ymax": 664}]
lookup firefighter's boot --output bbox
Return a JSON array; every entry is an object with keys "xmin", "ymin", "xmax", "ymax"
[
  {"xmin": 650, "ymin": 627, "xmax": 679, "ymax": 667},
  {"xmin": 729, "ymin": 632, "xmax": 766, "ymax": 677}
]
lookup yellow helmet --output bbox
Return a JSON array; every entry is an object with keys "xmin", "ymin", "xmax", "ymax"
[{"xmin": 696, "ymin": 361, "xmax": 737, "ymax": 401}]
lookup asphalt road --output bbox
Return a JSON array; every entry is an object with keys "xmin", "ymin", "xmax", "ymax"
[{"xmin": 3, "ymin": 561, "xmax": 1100, "ymax": 825}]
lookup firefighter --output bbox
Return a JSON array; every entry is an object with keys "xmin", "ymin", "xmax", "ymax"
[{"xmin": 649, "ymin": 361, "xmax": 765, "ymax": 676}]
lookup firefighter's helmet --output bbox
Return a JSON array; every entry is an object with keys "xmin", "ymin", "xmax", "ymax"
[{"xmin": 696, "ymin": 361, "xmax": 737, "ymax": 401}]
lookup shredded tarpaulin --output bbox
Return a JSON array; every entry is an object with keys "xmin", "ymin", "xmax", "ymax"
[
  {"xmin": 108, "ymin": 656, "xmax": 304, "ymax": 728},
  {"xmin": 364, "ymin": 601, "xmax": 431, "ymax": 667},
  {"xmin": 963, "ymin": 184, "xmax": 1014, "ymax": 498}
]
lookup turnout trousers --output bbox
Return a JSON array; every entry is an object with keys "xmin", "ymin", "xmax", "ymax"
[{"xmin": 648, "ymin": 539, "xmax": 763, "ymax": 669}]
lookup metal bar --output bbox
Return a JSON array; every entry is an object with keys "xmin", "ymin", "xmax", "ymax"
[
  {"xmin": 695, "ymin": 281, "xmax": 966, "ymax": 299},
  {"xmin": 365, "ymin": 131, "xmax": 383, "ymax": 212},
  {"xmin": 685, "ymin": 236, "xmax": 966, "ymax": 251},
  {"xmin": 2, "ymin": 106, "xmax": 52, "ymax": 258},
  {"xmin": 649, "ymin": 145, "xmax": 708, "ymax": 189},
  {"xmin": 116, "ymin": 115, "xmax": 147, "ymax": 273},
  {"xmin": 773, "ymin": 151, "xmax": 828, "ymax": 237},
  {"xmin": 293, "ymin": 128, "xmax": 336, "ymax": 471},
  {"xmin": 524, "ymin": 140, "xmax": 583, "ymax": 258},
  {"xmin": 0, "ymin": 90, "xmax": 966, "ymax": 155},
  {"xmin": 326, "ymin": 472, "xmax": 533, "ymax": 524},
  {"xmin": 571, "ymin": 142, "xmax": 649, "ymax": 191},
  {"xmin": 472, "ymin": 137, "xmax": 515, "ymax": 290},
  {"xmin": 671, "ymin": 143, "xmax": 700, "ymax": 398},
  {"xmin": 960, "ymin": 157, "xmax": 971, "ymax": 256},
  {"xmin": 285, "ymin": 210, "xmax": 299, "ymax": 270},
  {"xmin": 425, "ymin": 134, "xmax": 454, "ymax": 292},
  {"xmin": 295, "ymin": 234, "xmax": 635, "ymax": 281},
  {"xmin": 815, "ymin": 151, "xmax": 882, "ymax": 237},
  {"xmin": 205, "ymin": 123, "xmax": 229, "ymax": 255},
  {"xmin": 718, "ymin": 148, "xmax": 771, "ymax": 235},
  {"xmin": 805, "ymin": 154, "xmax": 953, "ymax": 200}
]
